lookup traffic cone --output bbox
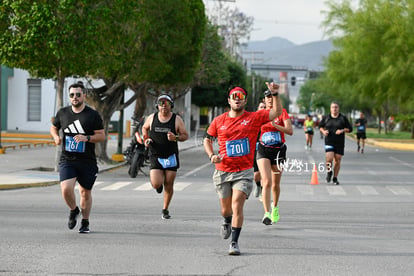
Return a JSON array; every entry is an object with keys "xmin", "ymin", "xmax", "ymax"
[{"xmin": 310, "ymin": 164, "xmax": 319, "ymax": 185}]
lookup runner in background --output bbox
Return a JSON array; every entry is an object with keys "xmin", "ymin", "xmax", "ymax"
[
  {"xmin": 253, "ymin": 101, "xmax": 266, "ymax": 198},
  {"xmin": 257, "ymin": 90, "xmax": 293, "ymax": 225},
  {"xmin": 304, "ymin": 114, "xmax": 315, "ymax": 150},
  {"xmin": 354, "ymin": 112, "xmax": 367, "ymax": 154}
]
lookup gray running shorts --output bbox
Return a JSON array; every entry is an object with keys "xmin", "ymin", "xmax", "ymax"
[{"xmin": 212, "ymin": 169, "xmax": 253, "ymax": 199}]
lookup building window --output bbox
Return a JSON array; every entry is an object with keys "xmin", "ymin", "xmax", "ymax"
[{"xmin": 27, "ymin": 79, "xmax": 41, "ymax": 121}]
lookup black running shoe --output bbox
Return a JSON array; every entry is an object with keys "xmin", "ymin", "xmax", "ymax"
[
  {"xmin": 254, "ymin": 184, "xmax": 262, "ymax": 198},
  {"xmin": 161, "ymin": 209, "xmax": 171, "ymax": 219},
  {"xmin": 333, "ymin": 177, "xmax": 340, "ymax": 185},
  {"xmin": 361, "ymin": 148, "xmax": 364, "ymax": 154},
  {"xmin": 68, "ymin": 206, "xmax": 80, "ymax": 230},
  {"xmin": 79, "ymin": 219, "xmax": 90, "ymax": 233},
  {"xmin": 221, "ymin": 222, "xmax": 231, "ymax": 239},
  {"xmin": 156, "ymin": 185, "xmax": 163, "ymax": 194},
  {"xmin": 326, "ymin": 171, "xmax": 333, "ymax": 183},
  {"xmin": 357, "ymin": 145, "xmax": 360, "ymax": 152}
]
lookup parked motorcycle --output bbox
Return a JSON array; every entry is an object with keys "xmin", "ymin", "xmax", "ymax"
[{"xmin": 123, "ymin": 117, "xmax": 148, "ymax": 178}]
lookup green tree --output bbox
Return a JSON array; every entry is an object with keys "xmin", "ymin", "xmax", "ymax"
[
  {"xmin": 0, "ymin": 0, "xmax": 105, "ymax": 110},
  {"xmin": 0, "ymin": 0, "xmax": 207, "ymax": 162},
  {"xmin": 322, "ymin": 0, "xmax": 414, "ymax": 134},
  {"xmin": 85, "ymin": 0, "xmax": 206, "ymax": 161}
]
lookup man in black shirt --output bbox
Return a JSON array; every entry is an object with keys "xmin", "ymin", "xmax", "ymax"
[
  {"xmin": 354, "ymin": 112, "xmax": 367, "ymax": 153},
  {"xmin": 51, "ymin": 82, "xmax": 105, "ymax": 233},
  {"xmin": 319, "ymin": 102, "xmax": 353, "ymax": 185},
  {"xmin": 142, "ymin": 94, "xmax": 189, "ymax": 219}
]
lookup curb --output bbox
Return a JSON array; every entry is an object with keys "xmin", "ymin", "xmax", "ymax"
[
  {"xmin": 347, "ymin": 134, "xmax": 414, "ymax": 151},
  {"xmin": 0, "ymin": 181, "xmax": 59, "ymax": 190}
]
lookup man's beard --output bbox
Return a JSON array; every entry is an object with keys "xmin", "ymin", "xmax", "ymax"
[
  {"xmin": 72, "ymin": 101, "xmax": 83, "ymax": 108},
  {"xmin": 232, "ymin": 105, "xmax": 244, "ymax": 112}
]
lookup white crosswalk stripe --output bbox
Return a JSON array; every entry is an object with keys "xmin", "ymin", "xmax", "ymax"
[
  {"xmin": 386, "ymin": 186, "xmax": 412, "ymax": 195},
  {"xmin": 357, "ymin": 185, "xmax": 379, "ymax": 195},
  {"xmin": 92, "ymin": 181, "xmax": 414, "ymax": 200},
  {"xmin": 101, "ymin": 181, "xmax": 133, "ymax": 190},
  {"xmin": 296, "ymin": 185, "xmax": 314, "ymax": 195},
  {"xmin": 134, "ymin": 182, "xmax": 152, "ymax": 191},
  {"xmin": 174, "ymin": 182, "xmax": 192, "ymax": 191},
  {"xmin": 326, "ymin": 186, "xmax": 346, "ymax": 196}
]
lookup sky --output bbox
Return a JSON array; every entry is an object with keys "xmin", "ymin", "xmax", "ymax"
[{"xmin": 203, "ymin": 0, "xmax": 332, "ymax": 45}]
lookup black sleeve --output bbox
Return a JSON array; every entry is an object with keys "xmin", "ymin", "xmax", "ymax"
[
  {"xmin": 344, "ymin": 116, "xmax": 353, "ymax": 133},
  {"xmin": 319, "ymin": 116, "xmax": 326, "ymax": 129}
]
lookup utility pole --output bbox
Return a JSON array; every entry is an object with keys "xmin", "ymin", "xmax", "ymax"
[{"xmin": 241, "ymin": 51, "xmax": 263, "ymax": 107}]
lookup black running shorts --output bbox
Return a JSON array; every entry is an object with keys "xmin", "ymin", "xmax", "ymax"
[
  {"xmin": 59, "ymin": 160, "xmax": 98, "ymax": 190},
  {"xmin": 256, "ymin": 143, "xmax": 287, "ymax": 165}
]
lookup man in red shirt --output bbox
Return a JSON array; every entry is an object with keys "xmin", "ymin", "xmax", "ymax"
[{"xmin": 203, "ymin": 83, "xmax": 282, "ymax": 255}]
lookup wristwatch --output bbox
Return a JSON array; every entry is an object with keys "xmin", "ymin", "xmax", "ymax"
[
  {"xmin": 271, "ymin": 92, "xmax": 279, "ymax": 96},
  {"xmin": 86, "ymin": 135, "xmax": 91, "ymax": 142}
]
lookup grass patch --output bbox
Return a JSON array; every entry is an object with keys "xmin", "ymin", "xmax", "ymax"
[{"xmin": 364, "ymin": 128, "xmax": 412, "ymax": 140}]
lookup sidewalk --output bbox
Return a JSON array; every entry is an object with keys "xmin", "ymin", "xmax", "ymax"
[{"xmin": 0, "ymin": 134, "xmax": 201, "ymax": 190}]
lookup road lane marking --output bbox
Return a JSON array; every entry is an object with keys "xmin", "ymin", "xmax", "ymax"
[
  {"xmin": 386, "ymin": 186, "xmax": 412, "ymax": 195},
  {"xmin": 356, "ymin": 186, "xmax": 379, "ymax": 195},
  {"xmin": 174, "ymin": 182, "xmax": 192, "ymax": 191},
  {"xmin": 101, "ymin": 181, "xmax": 133, "ymax": 190},
  {"xmin": 296, "ymin": 185, "xmax": 314, "ymax": 195},
  {"xmin": 389, "ymin": 157, "xmax": 414, "ymax": 169},
  {"xmin": 179, "ymin": 162, "xmax": 211, "ymax": 178},
  {"xmin": 134, "ymin": 182, "xmax": 152, "ymax": 191},
  {"xmin": 326, "ymin": 186, "xmax": 346, "ymax": 195}
]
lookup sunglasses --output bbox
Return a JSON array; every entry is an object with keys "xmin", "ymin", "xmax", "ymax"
[
  {"xmin": 69, "ymin": 92, "xmax": 82, "ymax": 98},
  {"xmin": 230, "ymin": 91, "xmax": 246, "ymax": 101},
  {"xmin": 158, "ymin": 100, "xmax": 171, "ymax": 106}
]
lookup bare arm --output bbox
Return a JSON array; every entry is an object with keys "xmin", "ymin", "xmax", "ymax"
[
  {"xmin": 50, "ymin": 125, "xmax": 61, "ymax": 145},
  {"xmin": 265, "ymin": 82, "xmax": 282, "ymax": 120},
  {"xmin": 175, "ymin": 115, "xmax": 189, "ymax": 142},
  {"xmin": 203, "ymin": 137, "xmax": 222, "ymax": 163},
  {"xmin": 272, "ymin": 118, "xmax": 293, "ymax": 136},
  {"xmin": 89, "ymin": 129, "xmax": 105, "ymax": 143},
  {"xmin": 142, "ymin": 114, "xmax": 154, "ymax": 146}
]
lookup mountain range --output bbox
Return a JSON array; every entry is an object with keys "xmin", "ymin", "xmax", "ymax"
[{"xmin": 243, "ymin": 37, "xmax": 334, "ymax": 71}]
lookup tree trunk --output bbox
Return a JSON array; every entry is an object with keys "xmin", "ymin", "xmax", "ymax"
[
  {"xmin": 53, "ymin": 76, "xmax": 66, "ymax": 172},
  {"xmin": 411, "ymin": 122, "xmax": 414, "ymax": 139}
]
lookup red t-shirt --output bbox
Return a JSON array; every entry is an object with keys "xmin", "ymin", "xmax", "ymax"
[
  {"xmin": 259, "ymin": 109, "xmax": 290, "ymax": 146},
  {"xmin": 207, "ymin": 109, "xmax": 270, "ymax": 172}
]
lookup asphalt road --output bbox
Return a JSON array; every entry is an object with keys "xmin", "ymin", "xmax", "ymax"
[{"xmin": 1, "ymin": 128, "xmax": 413, "ymax": 275}]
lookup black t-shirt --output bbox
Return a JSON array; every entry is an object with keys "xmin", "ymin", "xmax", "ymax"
[
  {"xmin": 319, "ymin": 113, "xmax": 353, "ymax": 147},
  {"xmin": 355, "ymin": 118, "xmax": 367, "ymax": 133},
  {"xmin": 149, "ymin": 112, "xmax": 178, "ymax": 158},
  {"xmin": 53, "ymin": 105, "xmax": 104, "ymax": 161}
]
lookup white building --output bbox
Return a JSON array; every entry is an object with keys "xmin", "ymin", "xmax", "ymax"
[{"xmin": 0, "ymin": 66, "xmax": 194, "ymax": 134}]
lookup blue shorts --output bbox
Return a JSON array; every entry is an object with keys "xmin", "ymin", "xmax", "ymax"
[{"xmin": 59, "ymin": 160, "xmax": 98, "ymax": 190}]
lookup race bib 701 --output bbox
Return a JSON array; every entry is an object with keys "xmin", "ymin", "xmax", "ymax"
[{"xmin": 225, "ymin": 138, "xmax": 250, "ymax": 157}]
